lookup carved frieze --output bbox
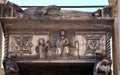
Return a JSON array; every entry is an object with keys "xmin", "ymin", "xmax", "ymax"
[
  {"xmin": 35, "ymin": 38, "xmax": 50, "ymax": 59},
  {"xmin": 1, "ymin": 1, "xmax": 113, "ymax": 75},
  {"xmin": 9, "ymin": 34, "xmax": 49, "ymax": 57},
  {"xmin": 75, "ymin": 34, "xmax": 106, "ymax": 56},
  {"xmin": 8, "ymin": 30, "xmax": 108, "ymax": 60},
  {"xmin": 9, "ymin": 35, "xmax": 33, "ymax": 54}
]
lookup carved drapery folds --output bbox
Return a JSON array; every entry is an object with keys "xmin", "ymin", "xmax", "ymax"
[
  {"xmin": 35, "ymin": 38, "xmax": 50, "ymax": 59},
  {"xmin": 1, "ymin": 1, "xmax": 113, "ymax": 75},
  {"xmin": 56, "ymin": 30, "xmax": 71, "ymax": 57},
  {"xmin": 7, "ymin": 30, "xmax": 80, "ymax": 59},
  {"xmin": 7, "ymin": 30, "xmax": 110, "ymax": 60},
  {"xmin": 3, "ymin": 23, "xmax": 112, "ymax": 75},
  {"xmin": 3, "ymin": 29, "xmax": 113, "ymax": 75}
]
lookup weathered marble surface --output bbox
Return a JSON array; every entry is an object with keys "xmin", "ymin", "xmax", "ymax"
[
  {"xmin": 21, "ymin": 6, "xmax": 93, "ymax": 19},
  {"xmin": 1, "ymin": 1, "xmax": 114, "ymax": 75},
  {"xmin": 1, "ymin": 1, "xmax": 95, "ymax": 19}
]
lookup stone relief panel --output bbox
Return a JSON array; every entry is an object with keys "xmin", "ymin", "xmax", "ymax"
[
  {"xmin": 9, "ymin": 35, "xmax": 33, "ymax": 54},
  {"xmin": 8, "ymin": 31, "xmax": 106, "ymax": 59},
  {"xmin": 75, "ymin": 35, "xmax": 86, "ymax": 56},
  {"xmin": 9, "ymin": 34, "xmax": 49, "ymax": 56},
  {"xmin": 49, "ymin": 30, "xmax": 76, "ymax": 58},
  {"xmin": 75, "ymin": 35, "xmax": 106, "ymax": 56}
]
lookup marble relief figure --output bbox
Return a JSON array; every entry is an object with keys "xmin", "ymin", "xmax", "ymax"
[
  {"xmin": 3, "ymin": 52, "xmax": 19, "ymax": 75},
  {"xmin": 94, "ymin": 49, "xmax": 111, "ymax": 75},
  {"xmin": 35, "ymin": 38, "xmax": 49, "ymax": 59},
  {"xmin": 56, "ymin": 30, "xmax": 70, "ymax": 56},
  {"xmin": 1, "ymin": 2, "xmax": 113, "ymax": 75}
]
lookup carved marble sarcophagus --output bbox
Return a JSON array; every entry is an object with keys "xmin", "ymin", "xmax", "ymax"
[{"xmin": 1, "ymin": 1, "xmax": 114, "ymax": 75}]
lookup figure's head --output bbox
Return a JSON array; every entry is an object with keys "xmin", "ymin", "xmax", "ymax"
[
  {"xmin": 102, "ymin": 59, "xmax": 110, "ymax": 65},
  {"xmin": 38, "ymin": 38, "xmax": 45, "ymax": 45},
  {"xmin": 60, "ymin": 30, "xmax": 66, "ymax": 36},
  {"xmin": 95, "ymin": 49, "xmax": 106, "ymax": 58}
]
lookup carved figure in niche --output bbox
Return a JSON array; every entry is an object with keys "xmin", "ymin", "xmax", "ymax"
[
  {"xmin": 3, "ymin": 52, "xmax": 19, "ymax": 75},
  {"xmin": 35, "ymin": 38, "xmax": 49, "ymax": 59},
  {"xmin": 56, "ymin": 30, "xmax": 70, "ymax": 56}
]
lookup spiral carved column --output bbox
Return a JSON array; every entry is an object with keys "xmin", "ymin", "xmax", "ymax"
[
  {"xmin": 4, "ymin": 33, "xmax": 9, "ymax": 59},
  {"xmin": 3, "ymin": 32, "xmax": 9, "ymax": 72},
  {"xmin": 106, "ymin": 33, "xmax": 112, "ymax": 60}
]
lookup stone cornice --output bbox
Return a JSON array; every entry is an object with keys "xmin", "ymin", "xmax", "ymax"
[{"xmin": 1, "ymin": 18, "xmax": 114, "ymax": 33}]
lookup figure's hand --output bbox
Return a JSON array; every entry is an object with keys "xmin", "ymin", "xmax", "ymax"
[{"xmin": 62, "ymin": 40, "xmax": 66, "ymax": 44}]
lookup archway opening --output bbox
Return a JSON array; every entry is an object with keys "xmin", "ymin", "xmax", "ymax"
[{"xmin": 18, "ymin": 62, "xmax": 94, "ymax": 75}]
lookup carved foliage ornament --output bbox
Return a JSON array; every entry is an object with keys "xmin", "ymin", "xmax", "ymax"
[{"xmin": 10, "ymin": 35, "xmax": 33, "ymax": 55}]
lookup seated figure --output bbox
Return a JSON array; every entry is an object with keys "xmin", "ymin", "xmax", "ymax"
[{"xmin": 56, "ymin": 30, "xmax": 70, "ymax": 56}]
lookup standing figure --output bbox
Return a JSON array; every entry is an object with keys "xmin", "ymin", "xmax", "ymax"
[
  {"xmin": 35, "ymin": 38, "xmax": 49, "ymax": 59},
  {"xmin": 56, "ymin": 30, "xmax": 70, "ymax": 56}
]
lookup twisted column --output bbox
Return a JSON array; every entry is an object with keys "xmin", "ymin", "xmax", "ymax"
[
  {"xmin": 106, "ymin": 33, "xmax": 112, "ymax": 60},
  {"xmin": 4, "ymin": 33, "xmax": 9, "ymax": 59}
]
